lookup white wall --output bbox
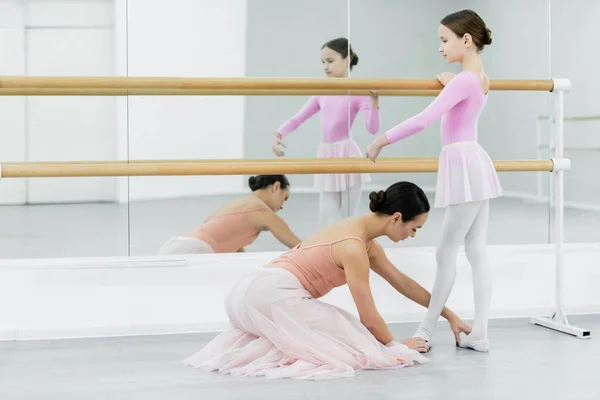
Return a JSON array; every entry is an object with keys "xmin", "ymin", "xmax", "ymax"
[
  {"xmin": 26, "ymin": 0, "xmax": 116, "ymax": 204},
  {"xmin": 0, "ymin": 0, "xmax": 116, "ymax": 205},
  {"xmin": 0, "ymin": 0, "xmax": 27, "ymax": 205},
  {"xmin": 117, "ymin": 0, "xmax": 247, "ymax": 202},
  {"xmin": 1, "ymin": 243, "xmax": 598, "ymax": 340}
]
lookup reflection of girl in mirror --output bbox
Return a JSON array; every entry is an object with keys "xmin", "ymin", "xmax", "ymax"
[
  {"xmin": 272, "ymin": 38, "xmax": 380, "ymax": 226},
  {"xmin": 183, "ymin": 181, "xmax": 472, "ymax": 380},
  {"xmin": 366, "ymin": 10, "xmax": 502, "ymax": 353},
  {"xmin": 157, "ymin": 175, "xmax": 301, "ymax": 254}
]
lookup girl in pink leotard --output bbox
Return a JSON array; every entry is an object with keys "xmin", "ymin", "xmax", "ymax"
[
  {"xmin": 367, "ymin": 10, "xmax": 502, "ymax": 352},
  {"xmin": 272, "ymin": 38, "xmax": 380, "ymax": 226}
]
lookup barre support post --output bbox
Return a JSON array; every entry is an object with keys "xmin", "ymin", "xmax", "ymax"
[{"xmin": 530, "ymin": 78, "xmax": 591, "ymax": 339}]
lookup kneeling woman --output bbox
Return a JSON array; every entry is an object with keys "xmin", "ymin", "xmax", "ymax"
[
  {"xmin": 183, "ymin": 181, "xmax": 471, "ymax": 380},
  {"xmin": 158, "ymin": 175, "xmax": 301, "ymax": 254}
]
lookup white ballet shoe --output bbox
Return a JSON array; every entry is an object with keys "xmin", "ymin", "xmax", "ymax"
[{"xmin": 457, "ymin": 337, "xmax": 489, "ymax": 352}]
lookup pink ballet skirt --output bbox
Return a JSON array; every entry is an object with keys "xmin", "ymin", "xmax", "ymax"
[
  {"xmin": 315, "ymin": 138, "xmax": 371, "ymax": 192},
  {"xmin": 435, "ymin": 140, "xmax": 503, "ymax": 208},
  {"xmin": 183, "ymin": 268, "xmax": 430, "ymax": 380}
]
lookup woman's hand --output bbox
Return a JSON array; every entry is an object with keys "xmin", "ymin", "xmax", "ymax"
[
  {"xmin": 398, "ymin": 337, "xmax": 429, "ymax": 353},
  {"xmin": 449, "ymin": 316, "xmax": 472, "ymax": 344}
]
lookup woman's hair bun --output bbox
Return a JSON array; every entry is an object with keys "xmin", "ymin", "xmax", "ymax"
[
  {"xmin": 247, "ymin": 174, "xmax": 290, "ymax": 191},
  {"xmin": 368, "ymin": 190, "xmax": 386, "ymax": 212},
  {"xmin": 485, "ymin": 27, "xmax": 492, "ymax": 45},
  {"xmin": 248, "ymin": 175, "xmax": 262, "ymax": 191}
]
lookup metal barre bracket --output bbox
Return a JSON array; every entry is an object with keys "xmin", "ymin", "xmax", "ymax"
[
  {"xmin": 551, "ymin": 78, "xmax": 572, "ymax": 92},
  {"xmin": 550, "ymin": 158, "xmax": 571, "ymax": 172}
]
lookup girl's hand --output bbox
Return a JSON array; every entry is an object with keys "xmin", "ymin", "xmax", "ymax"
[{"xmin": 272, "ymin": 133, "xmax": 286, "ymax": 157}]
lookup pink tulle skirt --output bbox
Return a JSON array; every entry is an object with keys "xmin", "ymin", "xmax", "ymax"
[
  {"xmin": 435, "ymin": 140, "xmax": 503, "ymax": 208},
  {"xmin": 183, "ymin": 268, "xmax": 429, "ymax": 380},
  {"xmin": 315, "ymin": 139, "xmax": 371, "ymax": 192}
]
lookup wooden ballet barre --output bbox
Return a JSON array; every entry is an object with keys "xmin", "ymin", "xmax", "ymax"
[
  {"xmin": 0, "ymin": 76, "xmax": 554, "ymax": 92},
  {"xmin": 0, "ymin": 88, "xmax": 440, "ymax": 97},
  {"xmin": 0, "ymin": 158, "xmax": 554, "ymax": 178}
]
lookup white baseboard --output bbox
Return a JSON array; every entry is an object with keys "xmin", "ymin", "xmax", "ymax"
[
  {"xmin": 1, "ymin": 243, "xmax": 598, "ymax": 341},
  {"xmin": 506, "ymin": 190, "xmax": 600, "ymax": 211}
]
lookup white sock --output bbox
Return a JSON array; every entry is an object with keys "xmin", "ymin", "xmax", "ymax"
[
  {"xmin": 340, "ymin": 182, "xmax": 362, "ymax": 218},
  {"xmin": 319, "ymin": 191, "xmax": 341, "ymax": 226},
  {"xmin": 413, "ymin": 326, "xmax": 433, "ymax": 342},
  {"xmin": 459, "ymin": 200, "xmax": 492, "ymax": 352},
  {"xmin": 414, "ymin": 202, "xmax": 487, "ymax": 344}
]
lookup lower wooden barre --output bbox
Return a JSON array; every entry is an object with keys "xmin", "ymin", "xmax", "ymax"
[{"xmin": 0, "ymin": 158, "xmax": 554, "ymax": 177}]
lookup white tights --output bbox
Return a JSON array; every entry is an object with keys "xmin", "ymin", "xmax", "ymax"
[
  {"xmin": 415, "ymin": 200, "xmax": 492, "ymax": 348},
  {"xmin": 318, "ymin": 183, "xmax": 362, "ymax": 226}
]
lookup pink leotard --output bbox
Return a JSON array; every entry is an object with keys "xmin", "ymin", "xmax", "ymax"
[
  {"xmin": 384, "ymin": 71, "xmax": 501, "ymax": 208},
  {"xmin": 277, "ymin": 96, "xmax": 380, "ymax": 142},
  {"xmin": 266, "ymin": 237, "xmax": 371, "ymax": 299},
  {"xmin": 385, "ymin": 71, "xmax": 487, "ymax": 146},
  {"xmin": 187, "ymin": 205, "xmax": 271, "ymax": 253}
]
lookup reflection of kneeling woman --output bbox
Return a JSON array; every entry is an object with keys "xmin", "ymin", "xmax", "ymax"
[{"xmin": 158, "ymin": 175, "xmax": 301, "ymax": 254}]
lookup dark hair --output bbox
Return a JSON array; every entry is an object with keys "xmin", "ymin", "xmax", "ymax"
[
  {"xmin": 369, "ymin": 181, "xmax": 430, "ymax": 222},
  {"xmin": 441, "ymin": 9, "xmax": 492, "ymax": 52},
  {"xmin": 248, "ymin": 175, "xmax": 290, "ymax": 191},
  {"xmin": 321, "ymin": 37, "xmax": 359, "ymax": 70}
]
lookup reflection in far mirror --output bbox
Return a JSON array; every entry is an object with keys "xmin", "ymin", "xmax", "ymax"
[
  {"xmin": 0, "ymin": 0, "xmax": 128, "ymax": 260},
  {"xmin": 128, "ymin": 0, "xmax": 353, "ymax": 255},
  {"xmin": 548, "ymin": 0, "xmax": 600, "ymax": 242},
  {"xmin": 243, "ymin": 0, "xmax": 366, "ymax": 251},
  {"xmin": 157, "ymin": 174, "xmax": 301, "ymax": 255},
  {"xmin": 272, "ymin": 37, "xmax": 380, "ymax": 228},
  {"xmin": 350, "ymin": 0, "xmax": 552, "ymax": 247}
]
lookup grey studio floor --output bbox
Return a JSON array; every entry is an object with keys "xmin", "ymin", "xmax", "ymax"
[
  {"xmin": 0, "ymin": 192, "xmax": 600, "ymax": 260},
  {"xmin": 0, "ymin": 316, "xmax": 598, "ymax": 399}
]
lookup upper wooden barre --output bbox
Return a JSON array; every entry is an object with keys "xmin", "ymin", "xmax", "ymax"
[
  {"xmin": 0, "ymin": 76, "xmax": 554, "ymax": 93},
  {"xmin": 0, "ymin": 158, "xmax": 555, "ymax": 178},
  {"xmin": 0, "ymin": 88, "xmax": 440, "ymax": 97}
]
